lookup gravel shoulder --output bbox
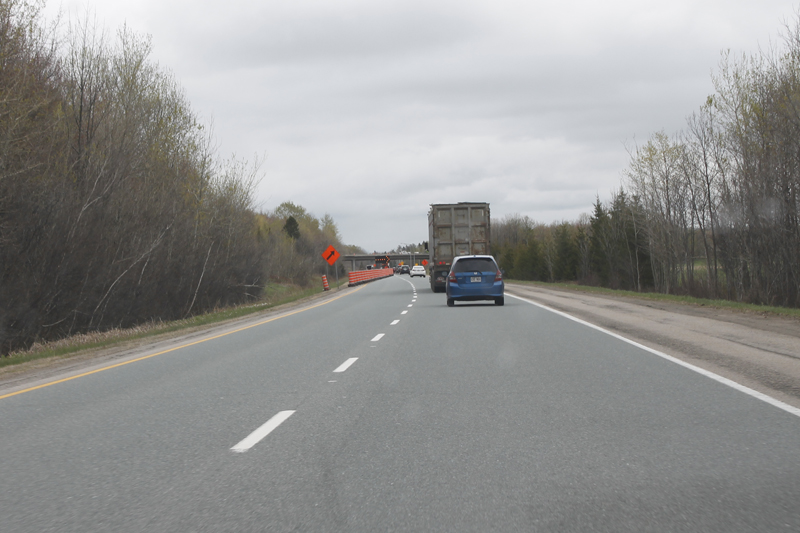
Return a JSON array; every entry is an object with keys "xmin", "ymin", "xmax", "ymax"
[{"xmin": 506, "ymin": 282, "xmax": 800, "ymax": 410}]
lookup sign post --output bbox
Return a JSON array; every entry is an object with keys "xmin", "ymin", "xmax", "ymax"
[{"xmin": 322, "ymin": 245, "xmax": 341, "ymax": 289}]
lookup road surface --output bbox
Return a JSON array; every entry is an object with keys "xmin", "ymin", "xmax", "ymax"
[{"xmin": 1, "ymin": 275, "xmax": 799, "ymax": 532}]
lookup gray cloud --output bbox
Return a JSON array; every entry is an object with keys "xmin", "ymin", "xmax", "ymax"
[
  {"xmin": 45, "ymin": 0, "xmax": 800, "ymax": 252},
  {"xmin": 157, "ymin": 0, "xmax": 481, "ymax": 70}
]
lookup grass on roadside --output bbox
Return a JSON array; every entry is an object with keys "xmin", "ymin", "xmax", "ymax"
[
  {"xmin": 507, "ymin": 279, "xmax": 800, "ymax": 319},
  {"xmin": 0, "ymin": 280, "xmax": 347, "ymax": 370}
]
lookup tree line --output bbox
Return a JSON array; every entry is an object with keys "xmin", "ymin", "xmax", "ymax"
[
  {"xmin": 0, "ymin": 1, "xmax": 355, "ymax": 355},
  {"xmin": 496, "ymin": 14, "xmax": 800, "ymax": 307}
]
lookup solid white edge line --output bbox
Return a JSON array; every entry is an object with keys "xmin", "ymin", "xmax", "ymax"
[
  {"xmin": 507, "ymin": 293, "xmax": 800, "ymax": 418},
  {"xmin": 231, "ymin": 410, "xmax": 295, "ymax": 453},
  {"xmin": 333, "ymin": 357, "xmax": 358, "ymax": 373},
  {"xmin": 371, "ymin": 333, "xmax": 385, "ymax": 342}
]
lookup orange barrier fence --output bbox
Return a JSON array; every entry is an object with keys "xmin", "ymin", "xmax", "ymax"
[{"xmin": 348, "ymin": 268, "xmax": 394, "ymax": 287}]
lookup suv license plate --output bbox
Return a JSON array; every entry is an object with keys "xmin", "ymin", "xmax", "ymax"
[{"xmin": 470, "ymin": 276, "xmax": 481, "ymax": 283}]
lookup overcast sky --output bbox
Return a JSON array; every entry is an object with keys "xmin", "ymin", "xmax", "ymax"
[{"xmin": 44, "ymin": 0, "xmax": 799, "ymax": 252}]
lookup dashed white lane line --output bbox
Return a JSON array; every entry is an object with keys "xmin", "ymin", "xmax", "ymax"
[
  {"xmin": 401, "ymin": 311, "xmax": 408, "ymax": 315},
  {"xmin": 407, "ymin": 304, "xmax": 413, "ymax": 308},
  {"xmin": 371, "ymin": 333, "xmax": 385, "ymax": 342},
  {"xmin": 391, "ymin": 320, "xmax": 400, "ymax": 325},
  {"xmin": 231, "ymin": 410, "xmax": 295, "ymax": 453},
  {"xmin": 334, "ymin": 357, "xmax": 358, "ymax": 373}
]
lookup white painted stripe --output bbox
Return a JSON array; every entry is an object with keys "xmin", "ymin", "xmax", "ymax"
[
  {"xmin": 231, "ymin": 410, "xmax": 295, "ymax": 452},
  {"xmin": 407, "ymin": 304, "xmax": 413, "ymax": 308},
  {"xmin": 391, "ymin": 320, "xmax": 400, "ymax": 325},
  {"xmin": 334, "ymin": 357, "xmax": 358, "ymax": 373},
  {"xmin": 371, "ymin": 333, "xmax": 385, "ymax": 342},
  {"xmin": 507, "ymin": 293, "xmax": 800, "ymax": 418},
  {"xmin": 401, "ymin": 311, "xmax": 408, "ymax": 315}
]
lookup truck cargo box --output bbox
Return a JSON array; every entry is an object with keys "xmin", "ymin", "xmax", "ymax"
[{"xmin": 427, "ymin": 202, "xmax": 490, "ymax": 292}]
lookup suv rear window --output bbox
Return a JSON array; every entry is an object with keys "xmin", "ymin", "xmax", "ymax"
[{"xmin": 452, "ymin": 258, "xmax": 497, "ymax": 273}]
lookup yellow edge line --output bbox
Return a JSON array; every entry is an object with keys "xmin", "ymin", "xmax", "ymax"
[{"xmin": 0, "ymin": 286, "xmax": 363, "ymax": 401}]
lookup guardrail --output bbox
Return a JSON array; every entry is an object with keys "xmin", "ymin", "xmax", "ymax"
[{"xmin": 348, "ymin": 268, "xmax": 394, "ymax": 287}]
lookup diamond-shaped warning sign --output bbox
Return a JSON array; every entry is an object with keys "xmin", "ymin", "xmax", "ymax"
[{"xmin": 322, "ymin": 245, "xmax": 340, "ymax": 266}]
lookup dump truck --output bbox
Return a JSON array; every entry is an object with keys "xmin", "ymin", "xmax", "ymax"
[{"xmin": 427, "ymin": 202, "xmax": 490, "ymax": 292}]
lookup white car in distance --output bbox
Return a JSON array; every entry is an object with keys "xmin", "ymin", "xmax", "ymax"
[{"xmin": 409, "ymin": 265, "xmax": 426, "ymax": 278}]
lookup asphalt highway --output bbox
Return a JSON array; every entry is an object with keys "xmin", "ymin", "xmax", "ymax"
[{"xmin": 1, "ymin": 275, "xmax": 799, "ymax": 532}]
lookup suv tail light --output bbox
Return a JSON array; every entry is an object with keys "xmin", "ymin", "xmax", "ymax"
[
  {"xmin": 495, "ymin": 270, "xmax": 503, "ymax": 282},
  {"xmin": 448, "ymin": 272, "xmax": 456, "ymax": 283}
]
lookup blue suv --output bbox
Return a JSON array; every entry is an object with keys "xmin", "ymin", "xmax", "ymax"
[{"xmin": 446, "ymin": 255, "xmax": 504, "ymax": 306}]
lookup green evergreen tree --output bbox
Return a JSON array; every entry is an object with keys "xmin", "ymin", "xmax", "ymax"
[
  {"xmin": 513, "ymin": 237, "xmax": 544, "ymax": 280},
  {"xmin": 589, "ymin": 198, "xmax": 610, "ymax": 285},
  {"xmin": 553, "ymin": 224, "xmax": 579, "ymax": 281},
  {"xmin": 498, "ymin": 245, "xmax": 516, "ymax": 277},
  {"xmin": 283, "ymin": 216, "xmax": 300, "ymax": 240}
]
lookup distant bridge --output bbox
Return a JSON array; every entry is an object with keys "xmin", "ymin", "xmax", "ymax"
[{"xmin": 342, "ymin": 253, "xmax": 430, "ymax": 271}]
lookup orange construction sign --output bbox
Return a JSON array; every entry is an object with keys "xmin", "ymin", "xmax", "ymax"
[{"xmin": 322, "ymin": 245, "xmax": 340, "ymax": 266}]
